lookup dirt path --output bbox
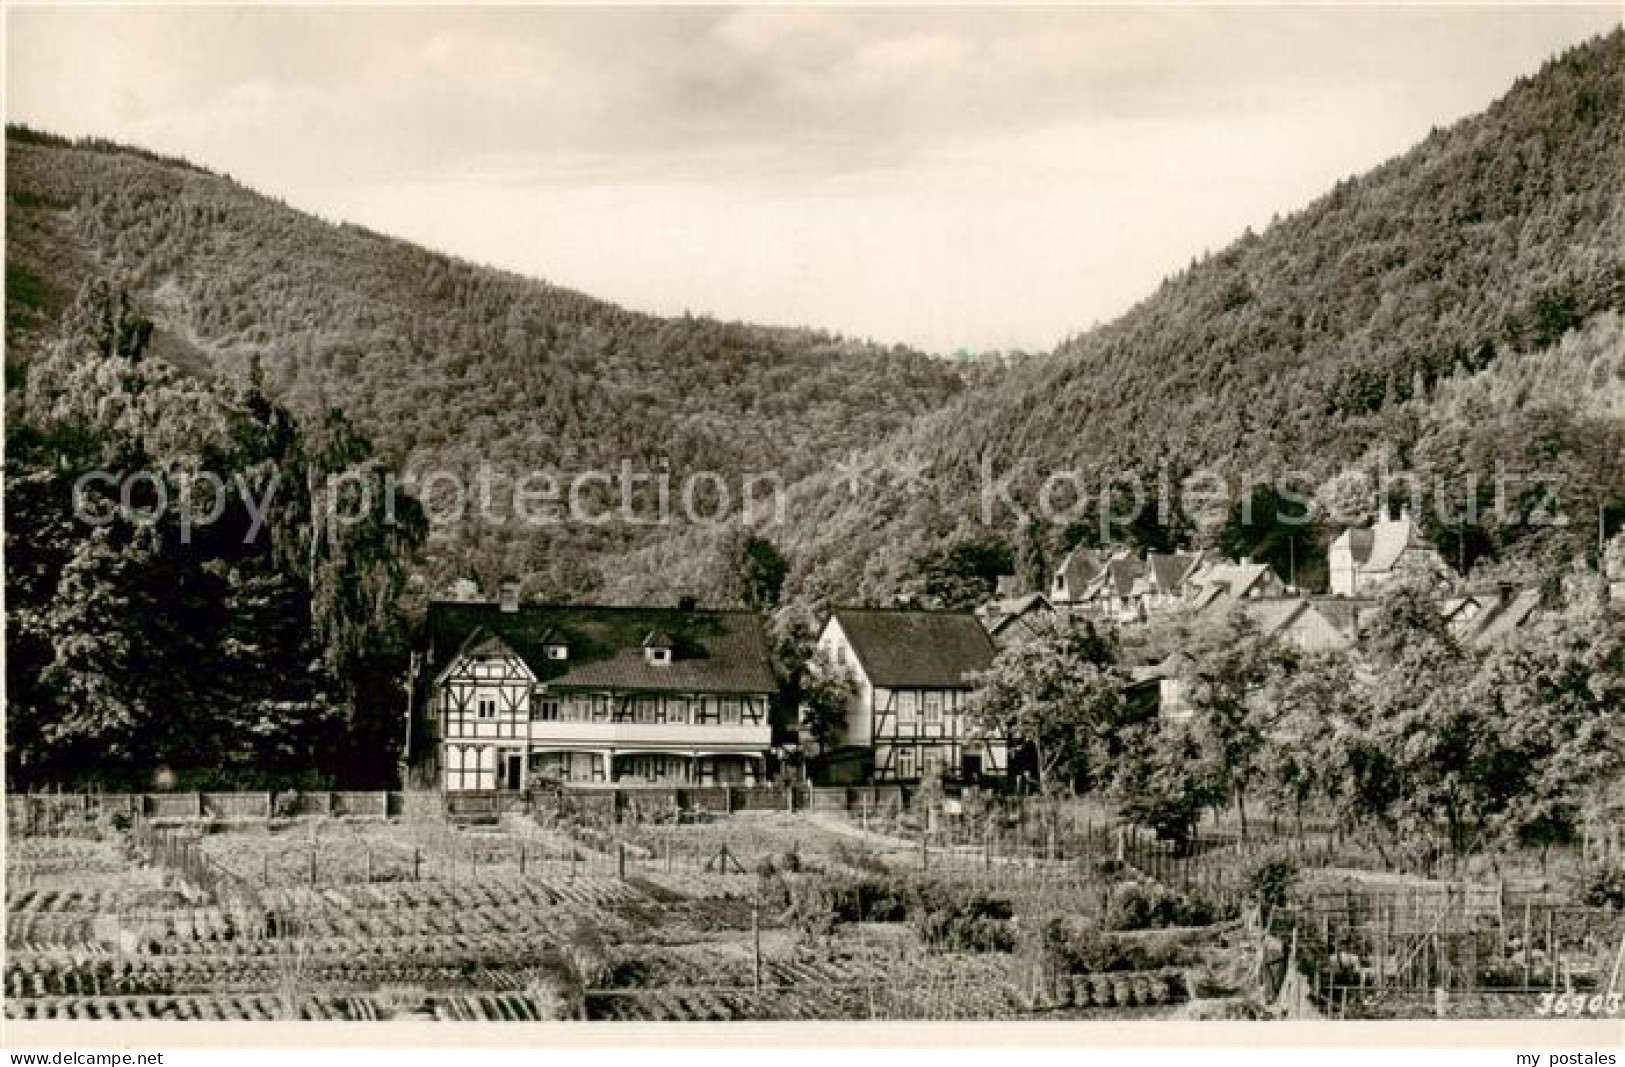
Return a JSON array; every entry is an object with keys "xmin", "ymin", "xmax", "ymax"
[{"xmin": 804, "ymin": 812, "xmax": 920, "ymax": 853}]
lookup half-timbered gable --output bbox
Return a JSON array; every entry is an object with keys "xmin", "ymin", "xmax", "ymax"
[
  {"xmin": 422, "ymin": 600, "xmax": 777, "ymax": 791},
  {"xmin": 816, "ymin": 609, "xmax": 1006, "ymax": 784}
]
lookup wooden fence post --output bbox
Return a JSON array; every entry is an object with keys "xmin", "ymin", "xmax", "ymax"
[
  {"xmin": 1546, "ymin": 909, "xmax": 1556, "ymax": 989},
  {"xmin": 1521, "ymin": 902, "xmax": 1532, "ymax": 987},
  {"xmin": 618, "ymin": 842, "xmax": 627, "ymax": 880},
  {"xmin": 309, "ymin": 849, "xmax": 317, "ymax": 886},
  {"xmin": 752, "ymin": 904, "xmax": 763, "ymax": 991}
]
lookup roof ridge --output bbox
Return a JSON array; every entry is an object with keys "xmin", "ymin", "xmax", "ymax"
[
  {"xmin": 829, "ymin": 605, "xmax": 983, "ymax": 616},
  {"xmin": 429, "ymin": 600, "xmax": 761, "ymax": 615}
]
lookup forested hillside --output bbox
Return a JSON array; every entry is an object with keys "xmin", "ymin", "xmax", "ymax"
[
  {"xmin": 7, "ymin": 31, "xmax": 1624, "ymax": 619},
  {"xmin": 4, "ymin": 126, "xmax": 968, "ymax": 598},
  {"xmin": 692, "ymin": 29, "xmax": 1624, "ymax": 607}
]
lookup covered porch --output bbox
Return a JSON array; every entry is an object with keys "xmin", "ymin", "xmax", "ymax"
[{"xmin": 528, "ymin": 747, "xmax": 764, "ymax": 787}]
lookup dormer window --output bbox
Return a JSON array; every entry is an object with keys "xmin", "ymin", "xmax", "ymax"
[
  {"xmin": 643, "ymin": 631, "xmax": 675, "ymax": 666},
  {"xmin": 545, "ymin": 643, "xmax": 568, "ymax": 661}
]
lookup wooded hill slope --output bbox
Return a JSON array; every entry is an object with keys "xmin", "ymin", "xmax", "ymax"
[
  {"xmin": 7, "ymin": 30, "xmax": 1624, "ymax": 612},
  {"xmin": 636, "ymin": 28, "xmax": 1623, "ymax": 607},
  {"xmin": 5, "ymin": 127, "xmax": 968, "ymax": 599}
]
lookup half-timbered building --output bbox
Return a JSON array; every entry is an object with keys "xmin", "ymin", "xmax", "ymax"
[
  {"xmin": 421, "ymin": 598, "xmax": 777, "ymax": 792},
  {"xmin": 815, "ymin": 609, "xmax": 1005, "ymax": 783}
]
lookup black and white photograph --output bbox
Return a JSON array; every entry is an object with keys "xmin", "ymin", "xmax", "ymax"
[{"xmin": 3, "ymin": 0, "xmax": 1624, "ymax": 1051}]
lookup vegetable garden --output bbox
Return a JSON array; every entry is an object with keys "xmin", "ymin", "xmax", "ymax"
[{"xmin": 7, "ymin": 800, "xmax": 1620, "ymax": 1023}]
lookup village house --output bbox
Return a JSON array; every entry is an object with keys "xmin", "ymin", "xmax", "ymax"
[
  {"xmin": 1129, "ymin": 651, "xmax": 1195, "ymax": 723},
  {"xmin": 1439, "ymin": 584, "xmax": 1545, "ymax": 650},
  {"xmin": 1055, "ymin": 547, "xmax": 1280, "ymax": 625},
  {"xmin": 1238, "ymin": 597, "xmax": 1361, "ymax": 653},
  {"xmin": 976, "ymin": 591, "xmax": 1056, "ymax": 648},
  {"xmin": 421, "ymin": 590, "xmax": 777, "ymax": 792},
  {"xmin": 1061, "ymin": 549, "xmax": 1202, "ymax": 623},
  {"xmin": 1329, "ymin": 505, "xmax": 1454, "ymax": 596},
  {"xmin": 1185, "ymin": 557, "xmax": 1288, "ymax": 611},
  {"xmin": 815, "ymin": 608, "xmax": 1006, "ymax": 784},
  {"xmin": 1049, "ymin": 546, "xmax": 1106, "ymax": 605}
]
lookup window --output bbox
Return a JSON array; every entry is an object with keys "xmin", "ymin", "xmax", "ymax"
[
  {"xmin": 924, "ymin": 690, "xmax": 944, "ymax": 725},
  {"xmin": 895, "ymin": 690, "xmax": 918, "ymax": 726},
  {"xmin": 545, "ymin": 644, "xmax": 568, "ymax": 661},
  {"xmin": 895, "ymin": 746, "xmax": 915, "ymax": 780},
  {"xmin": 532, "ymin": 699, "xmax": 559, "ymax": 721},
  {"xmin": 477, "ymin": 697, "xmax": 497, "ymax": 719},
  {"xmin": 648, "ymin": 647, "xmax": 672, "ymax": 665}
]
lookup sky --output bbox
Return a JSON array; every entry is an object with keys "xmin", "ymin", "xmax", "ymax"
[{"xmin": 7, "ymin": 4, "xmax": 1621, "ymax": 354}]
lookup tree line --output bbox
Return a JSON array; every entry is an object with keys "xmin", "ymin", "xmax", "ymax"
[{"xmin": 5, "ymin": 282, "xmax": 424, "ymax": 790}]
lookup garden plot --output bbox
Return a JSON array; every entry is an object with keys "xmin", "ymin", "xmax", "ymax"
[
  {"xmin": 4, "ymin": 813, "xmax": 1306, "ymax": 1024},
  {"xmin": 196, "ymin": 818, "xmax": 612, "ymax": 888}
]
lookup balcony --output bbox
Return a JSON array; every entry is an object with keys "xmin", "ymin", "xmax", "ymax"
[{"xmin": 524, "ymin": 720, "xmax": 770, "ymax": 750}]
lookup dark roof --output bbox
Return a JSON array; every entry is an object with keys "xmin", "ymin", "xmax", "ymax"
[
  {"xmin": 829, "ymin": 609, "xmax": 997, "ymax": 688},
  {"xmin": 1148, "ymin": 553, "xmax": 1188, "ymax": 593},
  {"xmin": 1088, "ymin": 554, "xmax": 1144, "ymax": 598},
  {"xmin": 1334, "ymin": 527, "xmax": 1376, "ymax": 566},
  {"xmin": 426, "ymin": 602, "xmax": 777, "ymax": 694},
  {"xmin": 1055, "ymin": 547, "xmax": 1105, "ymax": 592}
]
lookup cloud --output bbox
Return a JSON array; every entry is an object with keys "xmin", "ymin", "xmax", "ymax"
[{"xmin": 7, "ymin": 5, "xmax": 1621, "ymax": 351}]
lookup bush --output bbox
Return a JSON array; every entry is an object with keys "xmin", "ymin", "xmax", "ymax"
[
  {"xmin": 830, "ymin": 877, "xmax": 913, "ymax": 923},
  {"xmin": 1579, "ymin": 864, "xmax": 1625, "ymax": 909},
  {"xmin": 1242, "ymin": 852, "xmax": 1299, "ymax": 911},
  {"xmin": 909, "ymin": 885, "xmax": 1016, "ymax": 953},
  {"xmin": 831, "ymin": 841, "xmax": 888, "ymax": 875},
  {"xmin": 1105, "ymin": 880, "xmax": 1219, "ymax": 931},
  {"xmin": 757, "ymin": 870, "xmax": 792, "ymax": 912},
  {"xmin": 785, "ymin": 878, "xmax": 839, "ymax": 943},
  {"xmin": 1029, "ymin": 914, "xmax": 1195, "ymax": 974}
]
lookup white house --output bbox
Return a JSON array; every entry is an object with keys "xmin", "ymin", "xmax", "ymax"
[
  {"xmin": 976, "ymin": 592, "xmax": 1056, "ymax": 648},
  {"xmin": 421, "ymin": 595, "xmax": 777, "ymax": 792},
  {"xmin": 815, "ymin": 608, "xmax": 1006, "ymax": 783},
  {"xmin": 1329, "ymin": 505, "xmax": 1454, "ymax": 596},
  {"xmin": 1050, "ymin": 547, "xmax": 1106, "ymax": 605}
]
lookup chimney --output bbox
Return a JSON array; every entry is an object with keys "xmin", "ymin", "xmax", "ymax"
[
  {"xmin": 1240, "ymin": 556, "xmax": 1253, "ymax": 567},
  {"xmin": 1496, "ymin": 580, "xmax": 1513, "ymax": 607},
  {"xmin": 677, "ymin": 594, "xmax": 698, "ymax": 612},
  {"xmin": 498, "ymin": 581, "xmax": 521, "ymax": 613}
]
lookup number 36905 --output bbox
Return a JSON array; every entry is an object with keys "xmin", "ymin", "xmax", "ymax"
[{"xmin": 1535, "ymin": 992, "xmax": 1622, "ymax": 1016}]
